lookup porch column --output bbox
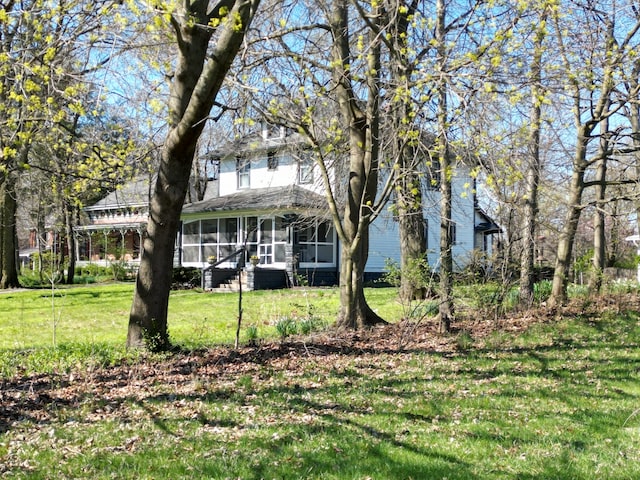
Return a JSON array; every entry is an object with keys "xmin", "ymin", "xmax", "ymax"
[
  {"xmin": 103, "ymin": 231, "xmax": 108, "ymax": 264},
  {"xmin": 137, "ymin": 228, "xmax": 143, "ymax": 260},
  {"xmin": 285, "ymin": 225, "xmax": 296, "ymax": 287},
  {"xmin": 119, "ymin": 229, "xmax": 125, "ymax": 260}
]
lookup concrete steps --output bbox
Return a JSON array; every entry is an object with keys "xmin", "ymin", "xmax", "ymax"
[{"xmin": 208, "ymin": 271, "xmax": 248, "ymax": 293}]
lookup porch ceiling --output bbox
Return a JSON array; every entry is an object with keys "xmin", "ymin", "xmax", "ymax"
[{"xmin": 182, "ymin": 185, "xmax": 328, "ymax": 215}]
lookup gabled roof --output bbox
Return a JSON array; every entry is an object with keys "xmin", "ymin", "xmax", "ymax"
[
  {"xmin": 203, "ymin": 129, "xmax": 311, "ymax": 160},
  {"xmin": 84, "ymin": 176, "xmax": 152, "ymax": 211},
  {"xmin": 182, "ymin": 185, "xmax": 327, "ymax": 215},
  {"xmin": 474, "ymin": 206, "xmax": 501, "ymax": 234}
]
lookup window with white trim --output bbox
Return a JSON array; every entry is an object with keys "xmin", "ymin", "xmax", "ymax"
[
  {"xmin": 295, "ymin": 220, "xmax": 334, "ymax": 264},
  {"xmin": 298, "ymin": 158, "xmax": 314, "ymax": 184},
  {"xmin": 181, "ymin": 218, "xmax": 238, "ymax": 264},
  {"xmin": 237, "ymin": 157, "xmax": 250, "ymax": 188}
]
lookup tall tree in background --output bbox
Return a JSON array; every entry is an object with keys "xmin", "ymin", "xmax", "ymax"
[
  {"xmin": 519, "ymin": 4, "xmax": 549, "ymax": 307},
  {"xmin": 127, "ymin": 0, "xmax": 261, "ymax": 350},
  {"xmin": 433, "ymin": 0, "xmax": 456, "ymax": 331},
  {"xmin": 382, "ymin": 0, "xmax": 427, "ymax": 303},
  {"xmin": 0, "ymin": 0, "xmax": 119, "ymax": 288},
  {"xmin": 240, "ymin": 0, "xmax": 400, "ymax": 329},
  {"xmin": 548, "ymin": 4, "xmax": 640, "ymax": 307}
]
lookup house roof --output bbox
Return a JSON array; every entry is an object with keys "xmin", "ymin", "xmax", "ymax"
[
  {"xmin": 474, "ymin": 206, "xmax": 501, "ymax": 234},
  {"xmin": 182, "ymin": 185, "xmax": 327, "ymax": 215},
  {"xmin": 625, "ymin": 234, "xmax": 640, "ymax": 244},
  {"xmin": 202, "ymin": 127, "xmax": 312, "ymax": 160},
  {"xmin": 84, "ymin": 175, "xmax": 152, "ymax": 211}
]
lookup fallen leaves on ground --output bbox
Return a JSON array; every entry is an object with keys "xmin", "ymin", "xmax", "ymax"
[{"xmin": 1, "ymin": 293, "xmax": 637, "ymax": 436}]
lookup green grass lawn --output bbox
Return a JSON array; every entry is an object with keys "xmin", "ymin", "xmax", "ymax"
[
  {"xmin": 0, "ymin": 283, "xmax": 401, "ymax": 350},
  {"xmin": 1, "ymin": 284, "xmax": 639, "ymax": 479}
]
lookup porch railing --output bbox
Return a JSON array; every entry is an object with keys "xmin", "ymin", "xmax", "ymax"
[{"xmin": 201, "ymin": 247, "xmax": 245, "ymax": 290}]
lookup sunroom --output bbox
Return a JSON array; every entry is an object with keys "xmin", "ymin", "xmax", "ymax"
[{"xmin": 179, "ymin": 186, "xmax": 338, "ymax": 289}]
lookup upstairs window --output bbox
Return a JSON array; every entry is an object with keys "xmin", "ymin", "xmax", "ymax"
[
  {"xmin": 267, "ymin": 151, "xmax": 278, "ymax": 170},
  {"xmin": 237, "ymin": 157, "xmax": 250, "ymax": 188},
  {"xmin": 205, "ymin": 157, "xmax": 220, "ymax": 181},
  {"xmin": 298, "ymin": 158, "xmax": 314, "ymax": 184}
]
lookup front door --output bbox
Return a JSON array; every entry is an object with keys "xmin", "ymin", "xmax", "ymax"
[{"xmin": 258, "ymin": 217, "xmax": 287, "ymax": 266}]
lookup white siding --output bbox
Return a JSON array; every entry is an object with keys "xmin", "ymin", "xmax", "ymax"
[
  {"xmin": 367, "ymin": 209, "xmax": 401, "ymax": 272},
  {"xmin": 368, "ymin": 163, "xmax": 478, "ymax": 273},
  {"xmin": 211, "ymin": 139, "xmax": 486, "ymax": 275},
  {"xmin": 218, "ymin": 151, "xmax": 323, "ymax": 197},
  {"xmin": 424, "ymin": 169, "xmax": 476, "ymax": 270}
]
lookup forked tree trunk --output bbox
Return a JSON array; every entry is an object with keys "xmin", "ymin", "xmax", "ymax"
[
  {"xmin": 330, "ymin": 0, "xmax": 386, "ymax": 330},
  {"xmin": 334, "ymin": 128, "xmax": 385, "ymax": 329},
  {"xmin": 127, "ymin": 0, "xmax": 260, "ymax": 350}
]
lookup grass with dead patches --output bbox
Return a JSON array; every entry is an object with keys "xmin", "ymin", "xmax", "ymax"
[{"xmin": 1, "ymin": 305, "xmax": 639, "ymax": 479}]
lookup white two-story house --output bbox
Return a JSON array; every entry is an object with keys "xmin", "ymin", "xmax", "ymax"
[
  {"xmin": 178, "ymin": 126, "xmax": 500, "ymax": 289},
  {"xmin": 78, "ymin": 126, "xmax": 499, "ymax": 289},
  {"xmin": 179, "ymin": 127, "xmax": 339, "ymax": 288}
]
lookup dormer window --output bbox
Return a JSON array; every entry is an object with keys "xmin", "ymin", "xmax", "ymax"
[
  {"xmin": 267, "ymin": 151, "xmax": 278, "ymax": 170},
  {"xmin": 237, "ymin": 157, "xmax": 250, "ymax": 188}
]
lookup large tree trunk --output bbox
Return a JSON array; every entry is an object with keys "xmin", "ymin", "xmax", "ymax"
[
  {"xmin": 331, "ymin": 0, "xmax": 385, "ymax": 330},
  {"xmin": 127, "ymin": 0, "xmax": 260, "ymax": 350},
  {"xmin": 335, "ymin": 120, "xmax": 385, "ymax": 329},
  {"xmin": 519, "ymin": 11, "xmax": 546, "ymax": 307},
  {"xmin": 548, "ymin": 135, "xmax": 588, "ymax": 307},
  {"xmin": 0, "ymin": 173, "xmax": 20, "ymax": 289},
  {"xmin": 588, "ymin": 116, "xmax": 609, "ymax": 295},
  {"xmin": 337, "ymin": 236, "xmax": 384, "ymax": 329},
  {"xmin": 435, "ymin": 0, "xmax": 454, "ymax": 332},
  {"xmin": 127, "ymin": 154, "xmax": 193, "ymax": 350}
]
